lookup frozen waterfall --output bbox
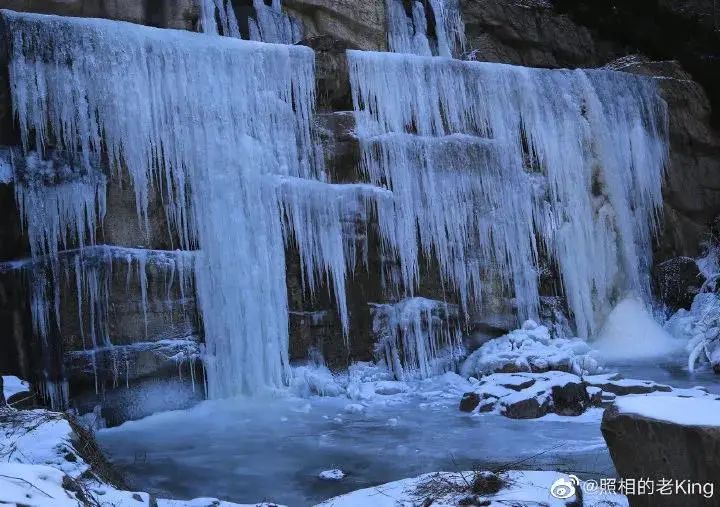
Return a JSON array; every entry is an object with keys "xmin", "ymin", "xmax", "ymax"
[
  {"xmin": 4, "ymin": 10, "xmax": 383, "ymax": 398},
  {"xmin": 372, "ymin": 297, "xmax": 463, "ymax": 380},
  {"xmin": 386, "ymin": 0, "xmax": 466, "ymax": 57},
  {"xmin": 199, "ymin": 0, "xmax": 303, "ymax": 44},
  {"xmin": 348, "ymin": 51, "xmax": 668, "ymax": 337}
]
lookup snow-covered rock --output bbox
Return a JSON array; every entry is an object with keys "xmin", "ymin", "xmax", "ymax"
[
  {"xmin": 460, "ymin": 321, "xmax": 600, "ymax": 377},
  {"xmin": 316, "ymin": 469, "xmax": 628, "ymax": 506},
  {"xmin": 1, "ymin": 376, "xmax": 32, "ymax": 407},
  {"xmin": 459, "ymin": 370, "xmax": 716, "ymax": 420},
  {"xmin": 460, "ymin": 371, "xmax": 593, "ymax": 419},
  {"xmin": 602, "ymin": 396, "xmax": 720, "ymax": 507}
]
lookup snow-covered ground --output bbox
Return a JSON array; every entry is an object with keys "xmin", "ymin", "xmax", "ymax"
[{"xmin": 317, "ymin": 470, "xmax": 628, "ymax": 506}]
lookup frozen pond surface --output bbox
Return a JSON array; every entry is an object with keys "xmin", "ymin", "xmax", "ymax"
[{"xmin": 97, "ymin": 362, "xmax": 719, "ymax": 506}]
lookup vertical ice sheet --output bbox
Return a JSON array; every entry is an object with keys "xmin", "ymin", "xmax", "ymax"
[
  {"xmin": 349, "ymin": 51, "xmax": 668, "ymax": 337},
  {"xmin": 5, "ymin": 11, "xmax": 386, "ymax": 397},
  {"xmin": 372, "ymin": 297, "xmax": 463, "ymax": 380}
]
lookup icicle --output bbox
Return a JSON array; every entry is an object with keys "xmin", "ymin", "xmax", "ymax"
[
  {"xmin": 3, "ymin": 10, "xmax": 367, "ymax": 398},
  {"xmin": 250, "ymin": 0, "xmax": 303, "ymax": 44},
  {"xmin": 275, "ymin": 176, "xmax": 393, "ymax": 337},
  {"xmin": 372, "ymin": 297, "xmax": 463, "ymax": 380},
  {"xmin": 348, "ymin": 51, "xmax": 668, "ymax": 337},
  {"xmin": 385, "ymin": 0, "xmax": 465, "ymax": 57}
]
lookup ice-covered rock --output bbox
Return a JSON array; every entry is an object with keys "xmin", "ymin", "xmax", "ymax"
[{"xmin": 460, "ymin": 322, "xmax": 599, "ymax": 377}]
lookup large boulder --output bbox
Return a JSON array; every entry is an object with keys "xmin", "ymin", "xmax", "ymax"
[{"xmin": 602, "ymin": 396, "xmax": 720, "ymax": 507}]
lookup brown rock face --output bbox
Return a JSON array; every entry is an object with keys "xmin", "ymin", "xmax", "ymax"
[
  {"xmin": 614, "ymin": 59, "xmax": 720, "ymax": 258},
  {"xmin": 284, "ymin": 0, "xmax": 386, "ymax": 51},
  {"xmin": 461, "ymin": 0, "xmax": 619, "ymax": 67},
  {"xmin": 602, "ymin": 405, "xmax": 720, "ymax": 507},
  {"xmin": 0, "ymin": 0, "xmax": 198, "ymax": 30}
]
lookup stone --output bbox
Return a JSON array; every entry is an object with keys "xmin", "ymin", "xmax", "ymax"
[
  {"xmin": 551, "ymin": 381, "xmax": 590, "ymax": 416},
  {"xmin": 502, "ymin": 396, "xmax": 550, "ymax": 419},
  {"xmin": 283, "ymin": 0, "xmax": 386, "ymax": 51},
  {"xmin": 602, "ymin": 401, "xmax": 720, "ymax": 507},
  {"xmin": 584, "ymin": 374, "xmax": 673, "ymax": 396},
  {"xmin": 459, "ymin": 392, "xmax": 480, "ymax": 412},
  {"xmin": 652, "ymin": 256, "xmax": 705, "ymax": 311}
]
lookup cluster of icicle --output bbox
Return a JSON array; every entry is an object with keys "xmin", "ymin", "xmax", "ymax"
[
  {"xmin": 199, "ymin": 0, "xmax": 302, "ymax": 44},
  {"xmin": 4, "ymin": 10, "xmax": 389, "ymax": 398},
  {"xmin": 372, "ymin": 297, "xmax": 463, "ymax": 380},
  {"xmin": 386, "ymin": 0, "xmax": 466, "ymax": 57},
  {"xmin": 349, "ymin": 51, "xmax": 668, "ymax": 339}
]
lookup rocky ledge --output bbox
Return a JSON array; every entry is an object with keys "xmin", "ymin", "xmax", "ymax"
[{"xmin": 459, "ymin": 371, "xmax": 717, "ymax": 420}]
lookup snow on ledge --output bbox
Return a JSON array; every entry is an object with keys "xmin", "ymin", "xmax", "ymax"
[
  {"xmin": 614, "ymin": 396, "xmax": 720, "ymax": 427},
  {"xmin": 2, "ymin": 376, "xmax": 30, "ymax": 401}
]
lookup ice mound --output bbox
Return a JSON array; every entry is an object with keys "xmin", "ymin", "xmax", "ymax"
[
  {"xmin": 461, "ymin": 320, "xmax": 599, "ymax": 377},
  {"xmin": 594, "ymin": 297, "xmax": 682, "ymax": 361}
]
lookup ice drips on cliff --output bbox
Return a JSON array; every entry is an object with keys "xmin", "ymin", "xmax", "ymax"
[
  {"xmin": 386, "ymin": 0, "xmax": 465, "ymax": 57},
  {"xmin": 349, "ymin": 51, "xmax": 668, "ymax": 338},
  {"xmin": 5, "ymin": 10, "xmax": 390, "ymax": 397},
  {"xmin": 199, "ymin": 0, "xmax": 302, "ymax": 44}
]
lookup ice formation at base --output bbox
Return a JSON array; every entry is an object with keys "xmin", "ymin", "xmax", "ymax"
[
  {"xmin": 4, "ymin": 10, "xmax": 387, "ymax": 398},
  {"xmin": 199, "ymin": 0, "xmax": 302, "ymax": 44},
  {"xmin": 349, "ymin": 51, "xmax": 668, "ymax": 338},
  {"xmin": 372, "ymin": 297, "xmax": 463, "ymax": 379},
  {"xmin": 386, "ymin": 0, "xmax": 465, "ymax": 57}
]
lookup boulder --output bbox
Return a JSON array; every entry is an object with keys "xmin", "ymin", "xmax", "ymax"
[
  {"xmin": 584, "ymin": 374, "xmax": 673, "ymax": 396},
  {"xmin": 459, "ymin": 392, "xmax": 480, "ymax": 412},
  {"xmin": 602, "ymin": 396, "xmax": 720, "ymax": 507},
  {"xmin": 502, "ymin": 396, "xmax": 550, "ymax": 419},
  {"xmin": 551, "ymin": 380, "xmax": 590, "ymax": 416}
]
